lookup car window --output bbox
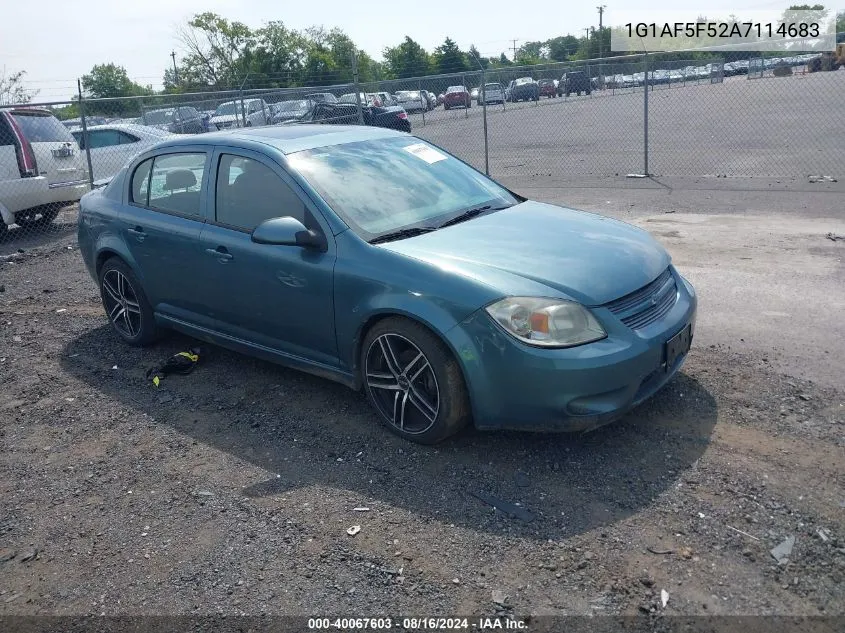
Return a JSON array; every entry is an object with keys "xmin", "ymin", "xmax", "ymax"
[
  {"xmin": 147, "ymin": 153, "xmax": 206, "ymax": 217},
  {"xmin": 287, "ymin": 137, "xmax": 518, "ymax": 240},
  {"xmin": 130, "ymin": 158, "xmax": 153, "ymax": 205},
  {"xmin": 87, "ymin": 130, "xmax": 128, "ymax": 149},
  {"xmin": 11, "ymin": 112, "xmax": 76, "ymax": 143},
  {"xmin": 215, "ymin": 154, "xmax": 304, "ymax": 231},
  {"xmin": 117, "ymin": 131, "xmax": 139, "ymax": 144}
]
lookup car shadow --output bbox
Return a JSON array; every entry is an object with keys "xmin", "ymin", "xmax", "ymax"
[
  {"xmin": 0, "ymin": 207, "xmax": 78, "ymax": 256},
  {"xmin": 61, "ymin": 325, "xmax": 718, "ymax": 541}
]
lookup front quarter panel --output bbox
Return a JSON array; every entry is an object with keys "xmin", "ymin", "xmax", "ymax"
[{"xmin": 332, "ymin": 231, "xmax": 502, "ymax": 377}]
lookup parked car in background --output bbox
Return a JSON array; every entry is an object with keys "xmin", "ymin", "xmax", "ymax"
[
  {"xmin": 395, "ymin": 91, "xmax": 428, "ymax": 113},
  {"xmin": 0, "ymin": 108, "xmax": 89, "ymax": 233},
  {"xmin": 470, "ymin": 87, "xmax": 480, "ymax": 101},
  {"xmin": 377, "ymin": 92, "xmax": 397, "ymax": 107},
  {"xmin": 78, "ymin": 126, "xmax": 696, "ymax": 444},
  {"xmin": 421, "ymin": 90, "xmax": 437, "ymax": 110},
  {"xmin": 538, "ymin": 79, "xmax": 557, "ymax": 98},
  {"xmin": 477, "ymin": 82, "xmax": 505, "ymax": 105},
  {"xmin": 71, "ymin": 124, "xmax": 176, "ymax": 185},
  {"xmin": 338, "ymin": 93, "xmax": 382, "ymax": 107},
  {"xmin": 560, "ymin": 71, "xmax": 592, "ymax": 96},
  {"xmin": 62, "ymin": 116, "xmax": 109, "ymax": 130},
  {"xmin": 142, "ymin": 107, "xmax": 206, "ymax": 134},
  {"xmin": 507, "ymin": 77, "xmax": 540, "ymax": 102},
  {"xmin": 289, "ymin": 103, "xmax": 410, "ymax": 133},
  {"xmin": 210, "ymin": 99, "xmax": 271, "ymax": 130},
  {"xmin": 437, "ymin": 93, "xmax": 445, "ymax": 105},
  {"xmin": 270, "ymin": 100, "xmax": 313, "ymax": 124},
  {"xmin": 443, "ymin": 85, "xmax": 471, "ymax": 110},
  {"xmin": 306, "ymin": 93, "xmax": 338, "ymax": 104}
]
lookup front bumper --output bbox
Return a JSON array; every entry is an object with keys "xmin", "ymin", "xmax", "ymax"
[{"xmin": 445, "ymin": 269, "xmax": 697, "ymax": 432}]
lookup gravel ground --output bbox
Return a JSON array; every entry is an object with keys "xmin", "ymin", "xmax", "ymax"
[{"xmin": 0, "ymin": 185, "xmax": 844, "ymax": 626}]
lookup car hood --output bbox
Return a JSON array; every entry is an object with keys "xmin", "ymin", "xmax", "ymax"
[
  {"xmin": 211, "ymin": 115, "xmax": 239, "ymax": 124},
  {"xmin": 378, "ymin": 201, "xmax": 670, "ymax": 306}
]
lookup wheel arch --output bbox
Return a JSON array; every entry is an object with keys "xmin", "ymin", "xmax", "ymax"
[{"xmin": 350, "ymin": 311, "xmax": 473, "ymax": 415}]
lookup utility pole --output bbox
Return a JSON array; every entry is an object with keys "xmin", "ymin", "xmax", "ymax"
[
  {"xmin": 170, "ymin": 51, "xmax": 179, "ymax": 85},
  {"xmin": 597, "ymin": 5, "xmax": 606, "ymax": 88},
  {"xmin": 596, "ymin": 6, "xmax": 606, "ymax": 59},
  {"xmin": 511, "ymin": 39, "xmax": 519, "ymax": 62}
]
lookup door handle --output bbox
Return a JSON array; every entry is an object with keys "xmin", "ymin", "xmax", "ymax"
[
  {"xmin": 126, "ymin": 226, "xmax": 145, "ymax": 242},
  {"xmin": 205, "ymin": 247, "xmax": 233, "ymax": 262}
]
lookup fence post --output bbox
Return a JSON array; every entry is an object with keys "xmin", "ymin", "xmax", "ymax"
[
  {"xmin": 77, "ymin": 79, "xmax": 94, "ymax": 188},
  {"xmin": 419, "ymin": 80, "xmax": 425, "ymax": 127},
  {"xmin": 239, "ymin": 91, "xmax": 247, "ymax": 127},
  {"xmin": 462, "ymin": 74, "xmax": 469, "ymax": 117},
  {"xmin": 351, "ymin": 50, "xmax": 365, "ymax": 125},
  {"xmin": 643, "ymin": 53, "xmax": 650, "ymax": 176},
  {"xmin": 481, "ymin": 69, "xmax": 489, "ymax": 176}
]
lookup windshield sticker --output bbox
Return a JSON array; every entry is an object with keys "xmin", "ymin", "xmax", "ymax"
[{"xmin": 403, "ymin": 143, "xmax": 447, "ymax": 164}]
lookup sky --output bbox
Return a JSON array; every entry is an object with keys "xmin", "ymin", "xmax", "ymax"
[{"xmin": 1, "ymin": 0, "xmax": 797, "ymax": 102}]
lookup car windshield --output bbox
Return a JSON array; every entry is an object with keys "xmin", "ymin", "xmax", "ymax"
[
  {"xmin": 397, "ymin": 91, "xmax": 419, "ymax": 98},
  {"xmin": 11, "ymin": 112, "xmax": 76, "ymax": 143},
  {"xmin": 515, "ymin": 78, "xmax": 532, "ymax": 85},
  {"xmin": 287, "ymin": 137, "xmax": 518, "ymax": 241},
  {"xmin": 446, "ymin": 86, "xmax": 464, "ymax": 92},
  {"xmin": 484, "ymin": 83, "xmax": 501, "ymax": 90},
  {"xmin": 145, "ymin": 110, "xmax": 174, "ymax": 124},
  {"xmin": 214, "ymin": 103, "xmax": 240, "ymax": 116}
]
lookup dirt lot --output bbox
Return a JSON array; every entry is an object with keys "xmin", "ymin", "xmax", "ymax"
[{"xmin": 1, "ymin": 183, "xmax": 844, "ymax": 625}]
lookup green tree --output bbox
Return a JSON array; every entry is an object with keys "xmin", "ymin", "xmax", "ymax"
[
  {"xmin": 383, "ymin": 36, "xmax": 431, "ymax": 78},
  {"xmin": 467, "ymin": 45, "xmax": 488, "ymax": 69},
  {"xmin": 548, "ymin": 36, "xmax": 581, "ymax": 61},
  {"xmin": 0, "ymin": 69, "xmax": 36, "ymax": 105},
  {"xmin": 82, "ymin": 64, "xmax": 151, "ymax": 99},
  {"xmin": 516, "ymin": 41, "xmax": 545, "ymax": 65},
  {"xmin": 837, "ymin": 10, "xmax": 844, "ymax": 31},
  {"xmin": 177, "ymin": 12, "xmax": 255, "ymax": 87},
  {"xmin": 782, "ymin": 4, "xmax": 828, "ymax": 24},
  {"xmin": 433, "ymin": 37, "xmax": 468, "ymax": 74}
]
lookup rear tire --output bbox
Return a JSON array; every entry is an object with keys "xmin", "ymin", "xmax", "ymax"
[
  {"xmin": 98, "ymin": 258, "xmax": 158, "ymax": 347},
  {"xmin": 362, "ymin": 317, "xmax": 470, "ymax": 444}
]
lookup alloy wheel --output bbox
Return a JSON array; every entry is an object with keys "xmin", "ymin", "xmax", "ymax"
[
  {"xmin": 102, "ymin": 269, "xmax": 142, "ymax": 339},
  {"xmin": 365, "ymin": 333, "xmax": 440, "ymax": 435}
]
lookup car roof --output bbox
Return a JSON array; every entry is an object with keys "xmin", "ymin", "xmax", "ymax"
[
  {"xmin": 72, "ymin": 123, "xmax": 172, "ymax": 135},
  {"xmin": 151, "ymin": 124, "xmax": 407, "ymax": 155}
]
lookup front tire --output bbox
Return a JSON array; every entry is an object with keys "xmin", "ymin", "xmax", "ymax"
[
  {"xmin": 362, "ymin": 317, "xmax": 469, "ymax": 444},
  {"xmin": 98, "ymin": 258, "xmax": 158, "ymax": 346}
]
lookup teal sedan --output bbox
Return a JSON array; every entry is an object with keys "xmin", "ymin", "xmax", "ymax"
[{"xmin": 77, "ymin": 126, "xmax": 696, "ymax": 444}]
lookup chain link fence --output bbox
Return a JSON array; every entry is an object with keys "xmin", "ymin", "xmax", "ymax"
[{"xmin": 1, "ymin": 49, "xmax": 843, "ymax": 251}]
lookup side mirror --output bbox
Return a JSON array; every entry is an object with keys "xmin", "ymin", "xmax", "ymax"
[{"xmin": 251, "ymin": 217, "xmax": 326, "ymax": 251}]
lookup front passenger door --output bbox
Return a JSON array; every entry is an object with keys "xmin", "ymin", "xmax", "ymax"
[{"xmin": 196, "ymin": 148, "xmax": 338, "ymax": 365}]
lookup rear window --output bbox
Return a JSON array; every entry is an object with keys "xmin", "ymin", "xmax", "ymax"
[
  {"xmin": 11, "ymin": 112, "xmax": 75, "ymax": 143},
  {"xmin": 515, "ymin": 78, "xmax": 533, "ymax": 85}
]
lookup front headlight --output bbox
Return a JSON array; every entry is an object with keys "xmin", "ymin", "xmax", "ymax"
[{"xmin": 485, "ymin": 297, "xmax": 606, "ymax": 348}]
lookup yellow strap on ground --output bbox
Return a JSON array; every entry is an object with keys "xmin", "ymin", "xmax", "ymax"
[{"xmin": 177, "ymin": 352, "xmax": 199, "ymax": 362}]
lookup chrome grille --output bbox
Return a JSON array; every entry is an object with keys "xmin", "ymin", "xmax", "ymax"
[{"xmin": 605, "ymin": 268, "xmax": 678, "ymax": 330}]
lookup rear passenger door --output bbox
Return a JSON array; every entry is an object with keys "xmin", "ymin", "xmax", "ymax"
[{"xmin": 119, "ymin": 149, "xmax": 210, "ymax": 319}]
